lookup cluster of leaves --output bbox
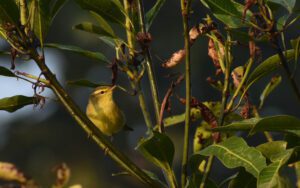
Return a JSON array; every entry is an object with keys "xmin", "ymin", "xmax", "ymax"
[{"xmin": 0, "ymin": 0, "xmax": 300, "ymax": 188}]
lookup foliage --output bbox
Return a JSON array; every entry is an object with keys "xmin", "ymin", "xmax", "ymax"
[{"xmin": 0, "ymin": 0, "xmax": 299, "ymax": 187}]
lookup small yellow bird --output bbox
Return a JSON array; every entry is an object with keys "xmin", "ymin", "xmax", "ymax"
[{"xmin": 86, "ymin": 85, "xmax": 126, "ymax": 136}]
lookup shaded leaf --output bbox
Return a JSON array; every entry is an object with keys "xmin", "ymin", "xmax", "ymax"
[
  {"xmin": 0, "ymin": 66, "xmax": 16, "ymax": 77},
  {"xmin": 51, "ymin": 0, "xmax": 68, "ymax": 18},
  {"xmin": 0, "ymin": 162, "xmax": 26, "ymax": 183},
  {"xmin": 136, "ymin": 131, "xmax": 174, "ymax": 170},
  {"xmin": 200, "ymin": 0, "xmax": 252, "ymax": 28},
  {"xmin": 267, "ymin": 0, "xmax": 295, "ymax": 13},
  {"xmin": 0, "ymin": 95, "xmax": 38, "ymax": 112},
  {"xmin": 246, "ymin": 49, "xmax": 297, "ymax": 89},
  {"xmin": 228, "ymin": 169, "xmax": 256, "ymax": 188},
  {"xmin": 74, "ymin": 0, "xmax": 125, "ymax": 27},
  {"xmin": 199, "ymin": 136, "xmax": 266, "ymax": 177},
  {"xmin": 45, "ymin": 43, "xmax": 110, "ymax": 63},
  {"xmin": 74, "ymin": 22, "xmax": 116, "ymax": 39},
  {"xmin": 259, "ymin": 75, "xmax": 282, "ymax": 109},
  {"xmin": 67, "ymin": 80, "xmax": 108, "ymax": 88},
  {"xmin": 0, "ymin": 0, "xmax": 19, "ymax": 24},
  {"xmin": 146, "ymin": 0, "xmax": 166, "ymax": 31}
]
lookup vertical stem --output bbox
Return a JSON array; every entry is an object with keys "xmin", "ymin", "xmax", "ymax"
[
  {"xmin": 180, "ymin": 0, "xmax": 191, "ymax": 187},
  {"xmin": 124, "ymin": 0, "xmax": 153, "ymax": 130},
  {"xmin": 137, "ymin": 0, "xmax": 161, "ymax": 125},
  {"xmin": 29, "ymin": 51, "xmax": 161, "ymax": 187}
]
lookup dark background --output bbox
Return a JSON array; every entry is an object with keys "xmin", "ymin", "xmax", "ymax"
[{"xmin": 0, "ymin": 0, "xmax": 299, "ymax": 187}]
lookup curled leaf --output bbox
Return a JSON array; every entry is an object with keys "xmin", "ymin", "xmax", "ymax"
[
  {"xmin": 0, "ymin": 162, "xmax": 27, "ymax": 183},
  {"xmin": 259, "ymin": 75, "xmax": 282, "ymax": 109},
  {"xmin": 193, "ymin": 122, "xmax": 212, "ymax": 153},
  {"xmin": 0, "ymin": 95, "xmax": 40, "ymax": 112},
  {"xmin": 162, "ymin": 49, "xmax": 186, "ymax": 68}
]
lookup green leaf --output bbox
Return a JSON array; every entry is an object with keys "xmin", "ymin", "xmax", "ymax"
[
  {"xmin": 0, "ymin": 66, "xmax": 16, "ymax": 77},
  {"xmin": 0, "ymin": 95, "xmax": 38, "ymax": 112},
  {"xmin": 228, "ymin": 169, "xmax": 256, "ymax": 188},
  {"xmin": 136, "ymin": 131, "xmax": 174, "ymax": 171},
  {"xmin": 90, "ymin": 11, "xmax": 116, "ymax": 38},
  {"xmin": 200, "ymin": 0, "xmax": 252, "ymax": 28},
  {"xmin": 0, "ymin": 0, "xmax": 19, "ymax": 24},
  {"xmin": 51, "ymin": 0, "xmax": 68, "ymax": 18},
  {"xmin": 28, "ymin": 0, "xmax": 52, "ymax": 47},
  {"xmin": 213, "ymin": 115, "xmax": 300, "ymax": 136},
  {"xmin": 67, "ymin": 80, "xmax": 108, "ymax": 88},
  {"xmin": 246, "ymin": 49, "xmax": 297, "ymax": 90},
  {"xmin": 259, "ymin": 75, "xmax": 282, "ymax": 109},
  {"xmin": 45, "ymin": 43, "xmax": 110, "ymax": 63},
  {"xmin": 74, "ymin": 0, "xmax": 125, "ymax": 27},
  {"xmin": 73, "ymin": 22, "xmax": 116, "ymax": 39},
  {"xmin": 291, "ymin": 37, "xmax": 300, "ymax": 69},
  {"xmin": 145, "ymin": 0, "xmax": 166, "ymax": 31},
  {"xmin": 256, "ymin": 141, "xmax": 287, "ymax": 161},
  {"xmin": 199, "ymin": 136, "xmax": 266, "ymax": 177},
  {"xmin": 257, "ymin": 148, "xmax": 295, "ymax": 188},
  {"xmin": 267, "ymin": 0, "xmax": 295, "ymax": 13},
  {"xmin": 277, "ymin": 14, "xmax": 289, "ymax": 31}
]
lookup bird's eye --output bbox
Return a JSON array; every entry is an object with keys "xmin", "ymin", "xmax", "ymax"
[{"xmin": 100, "ymin": 91, "xmax": 105, "ymax": 94}]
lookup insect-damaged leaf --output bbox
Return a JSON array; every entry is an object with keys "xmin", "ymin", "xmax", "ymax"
[
  {"xmin": 0, "ymin": 95, "xmax": 38, "ymax": 112},
  {"xmin": 199, "ymin": 136, "xmax": 266, "ymax": 177},
  {"xmin": 136, "ymin": 131, "xmax": 174, "ymax": 171},
  {"xmin": 259, "ymin": 75, "xmax": 282, "ymax": 109}
]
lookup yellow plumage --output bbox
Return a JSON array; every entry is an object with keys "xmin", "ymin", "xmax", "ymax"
[{"xmin": 86, "ymin": 85, "xmax": 126, "ymax": 136}]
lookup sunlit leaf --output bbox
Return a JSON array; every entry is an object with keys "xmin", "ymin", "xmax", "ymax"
[
  {"xmin": 146, "ymin": 0, "xmax": 166, "ymax": 31},
  {"xmin": 136, "ymin": 131, "xmax": 174, "ymax": 170},
  {"xmin": 0, "ymin": 66, "xmax": 16, "ymax": 77},
  {"xmin": 28, "ymin": 0, "xmax": 52, "ymax": 47},
  {"xmin": 0, "ymin": 95, "xmax": 38, "ymax": 112},
  {"xmin": 45, "ymin": 43, "xmax": 110, "ymax": 63},
  {"xmin": 259, "ymin": 75, "xmax": 282, "ymax": 109},
  {"xmin": 257, "ymin": 148, "xmax": 296, "ymax": 188},
  {"xmin": 67, "ymin": 80, "xmax": 108, "ymax": 88},
  {"xmin": 199, "ymin": 136, "xmax": 266, "ymax": 177},
  {"xmin": 200, "ymin": 0, "xmax": 252, "ymax": 28},
  {"xmin": 256, "ymin": 141, "xmax": 287, "ymax": 161},
  {"xmin": 212, "ymin": 115, "xmax": 300, "ymax": 136}
]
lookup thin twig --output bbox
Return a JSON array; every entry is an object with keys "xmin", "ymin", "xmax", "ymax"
[
  {"xmin": 180, "ymin": 0, "xmax": 191, "ymax": 187},
  {"xmin": 137, "ymin": 0, "xmax": 161, "ymax": 125}
]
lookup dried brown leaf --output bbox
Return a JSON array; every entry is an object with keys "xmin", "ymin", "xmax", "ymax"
[
  {"xmin": 162, "ymin": 49, "xmax": 186, "ymax": 68},
  {"xmin": 0, "ymin": 162, "xmax": 27, "ymax": 183}
]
